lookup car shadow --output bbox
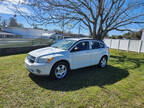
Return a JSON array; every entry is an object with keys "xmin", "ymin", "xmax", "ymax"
[{"xmin": 29, "ymin": 65, "xmax": 129, "ymax": 91}]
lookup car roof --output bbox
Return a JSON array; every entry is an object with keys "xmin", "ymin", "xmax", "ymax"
[
  {"xmin": 66, "ymin": 38, "xmax": 104, "ymax": 43},
  {"xmin": 65, "ymin": 37, "xmax": 91, "ymax": 41}
]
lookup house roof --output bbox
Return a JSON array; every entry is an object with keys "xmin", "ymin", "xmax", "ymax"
[{"xmin": 0, "ymin": 31, "xmax": 16, "ymax": 35}]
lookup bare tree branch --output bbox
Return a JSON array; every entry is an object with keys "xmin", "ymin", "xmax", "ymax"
[{"xmin": 16, "ymin": 0, "xmax": 144, "ymax": 40}]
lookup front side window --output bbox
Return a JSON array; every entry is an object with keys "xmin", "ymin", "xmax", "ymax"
[{"xmin": 71, "ymin": 41, "xmax": 89, "ymax": 52}]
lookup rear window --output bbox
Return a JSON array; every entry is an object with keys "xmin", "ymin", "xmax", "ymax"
[
  {"xmin": 91, "ymin": 41, "xmax": 105, "ymax": 49},
  {"xmin": 99, "ymin": 43, "xmax": 105, "ymax": 48}
]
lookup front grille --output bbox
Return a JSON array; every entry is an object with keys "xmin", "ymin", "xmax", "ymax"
[{"xmin": 27, "ymin": 55, "xmax": 36, "ymax": 63}]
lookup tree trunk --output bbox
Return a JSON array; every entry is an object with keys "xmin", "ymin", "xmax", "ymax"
[{"xmin": 92, "ymin": 31, "xmax": 107, "ymax": 40}]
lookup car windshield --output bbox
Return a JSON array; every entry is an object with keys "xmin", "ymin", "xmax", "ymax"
[{"xmin": 51, "ymin": 39, "xmax": 77, "ymax": 50}]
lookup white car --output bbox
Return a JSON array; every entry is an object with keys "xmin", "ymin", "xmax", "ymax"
[{"xmin": 25, "ymin": 38, "xmax": 110, "ymax": 79}]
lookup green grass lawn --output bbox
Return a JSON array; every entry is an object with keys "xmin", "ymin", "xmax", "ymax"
[{"xmin": 0, "ymin": 50, "xmax": 144, "ymax": 108}]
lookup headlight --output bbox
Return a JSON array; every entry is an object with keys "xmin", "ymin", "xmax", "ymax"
[{"xmin": 37, "ymin": 57, "xmax": 54, "ymax": 63}]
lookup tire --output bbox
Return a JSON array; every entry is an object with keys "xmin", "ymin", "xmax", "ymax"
[
  {"xmin": 99, "ymin": 56, "xmax": 107, "ymax": 68},
  {"xmin": 50, "ymin": 61, "xmax": 69, "ymax": 80}
]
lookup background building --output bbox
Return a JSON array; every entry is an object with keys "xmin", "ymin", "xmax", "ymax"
[
  {"xmin": 2, "ymin": 27, "xmax": 49, "ymax": 38},
  {"xmin": 0, "ymin": 31, "xmax": 19, "ymax": 38}
]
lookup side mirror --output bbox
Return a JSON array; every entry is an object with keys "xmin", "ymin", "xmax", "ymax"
[{"xmin": 71, "ymin": 46, "xmax": 79, "ymax": 52}]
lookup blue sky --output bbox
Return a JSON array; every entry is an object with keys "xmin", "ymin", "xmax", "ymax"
[{"xmin": 0, "ymin": 0, "xmax": 143, "ymax": 36}]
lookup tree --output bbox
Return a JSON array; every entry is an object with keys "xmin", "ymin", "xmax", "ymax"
[
  {"xmin": 8, "ymin": 15, "xmax": 24, "ymax": 28},
  {"xmin": 17, "ymin": 0, "xmax": 144, "ymax": 40},
  {"xmin": 8, "ymin": 17, "xmax": 18, "ymax": 27},
  {"xmin": 53, "ymin": 29, "xmax": 63, "ymax": 34},
  {"xmin": 0, "ymin": 16, "xmax": 8, "ymax": 27},
  {"xmin": 33, "ymin": 24, "xmax": 38, "ymax": 29},
  {"xmin": 117, "ymin": 35, "xmax": 123, "ymax": 39},
  {"xmin": 123, "ymin": 30, "xmax": 142, "ymax": 40}
]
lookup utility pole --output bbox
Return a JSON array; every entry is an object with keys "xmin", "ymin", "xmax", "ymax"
[
  {"xmin": 62, "ymin": 15, "xmax": 64, "ymax": 33},
  {"xmin": 62, "ymin": 15, "xmax": 65, "ymax": 39},
  {"xmin": 62, "ymin": 5, "xmax": 65, "ymax": 34},
  {"xmin": 78, "ymin": 22, "xmax": 81, "ymax": 35}
]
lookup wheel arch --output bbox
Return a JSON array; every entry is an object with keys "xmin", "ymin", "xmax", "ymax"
[
  {"xmin": 102, "ymin": 55, "xmax": 108, "ymax": 60},
  {"xmin": 98, "ymin": 55, "xmax": 108, "ymax": 68},
  {"xmin": 52, "ymin": 59, "xmax": 71, "ymax": 69},
  {"xmin": 99, "ymin": 55, "xmax": 109, "ymax": 64}
]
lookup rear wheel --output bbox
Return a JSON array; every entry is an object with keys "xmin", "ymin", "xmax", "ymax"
[
  {"xmin": 99, "ymin": 56, "xmax": 107, "ymax": 68},
  {"xmin": 50, "ymin": 62, "xmax": 69, "ymax": 79}
]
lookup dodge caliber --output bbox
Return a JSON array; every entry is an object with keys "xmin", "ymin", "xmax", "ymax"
[{"xmin": 25, "ymin": 38, "xmax": 110, "ymax": 79}]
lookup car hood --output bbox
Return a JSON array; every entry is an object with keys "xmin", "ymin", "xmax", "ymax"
[{"xmin": 29, "ymin": 47, "xmax": 66, "ymax": 57}]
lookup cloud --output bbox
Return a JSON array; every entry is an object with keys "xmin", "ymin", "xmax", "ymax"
[
  {"xmin": 5, "ymin": 0, "xmax": 28, "ymax": 4},
  {"xmin": 0, "ymin": 5, "xmax": 15, "ymax": 15},
  {"xmin": 0, "ymin": 0, "xmax": 31, "ymax": 15}
]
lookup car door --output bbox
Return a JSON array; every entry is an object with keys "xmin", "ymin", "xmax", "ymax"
[
  {"xmin": 70, "ymin": 40, "xmax": 91, "ymax": 69},
  {"xmin": 88, "ymin": 40, "xmax": 104, "ymax": 65}
]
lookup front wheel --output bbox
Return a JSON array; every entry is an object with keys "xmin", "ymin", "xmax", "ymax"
[
  {"xmin": 99, "ymin": 56, "xmax": 107, "ymax": 68},
  {"xmin": 50, "ymin": 62, "xmax": 69, "ymax": 79}
]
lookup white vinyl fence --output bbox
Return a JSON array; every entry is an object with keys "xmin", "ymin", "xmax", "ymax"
[
  {"xmin": 104, "ymin": 39, "xmax": 144, "ymax": 53},
  {"xmin": 1, "ymin": 38, "xmax": 144, "ymax": 53}
]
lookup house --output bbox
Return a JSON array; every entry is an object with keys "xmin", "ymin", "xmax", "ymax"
[
  {"xmin": 42, "ymin": 33, "xmax": 63, "ymax": 39},
  {"xmin": 2, "ymin": 27, "xmax": 47, "ymax": 38},
  {"xmin": 0, "ymin": 31, "xmax": 19, "ymax": 38},
  {"xmin": 2, "ymin": 27, "xmax": 88, "ymax": 40},
  {"xmin": 2, "ymin": 27, "xmax": 64, "ymax": 40}
]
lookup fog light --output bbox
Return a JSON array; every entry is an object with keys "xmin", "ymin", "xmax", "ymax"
[{"xmin": 36, "ymin": 69, "xmax": 41, "ymax": 73}]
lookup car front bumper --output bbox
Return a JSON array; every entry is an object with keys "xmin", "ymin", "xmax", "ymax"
[{"xmin": 25, "ymin": 58, "xmax": 52, "ymax": 76}]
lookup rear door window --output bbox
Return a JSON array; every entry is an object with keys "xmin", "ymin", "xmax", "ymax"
[
  {"xmin": 91, "ymin": 41, "xmax": 105, "ymax": 49},
  {"xmin": 91, "ymin": 41, "xmax": 100, "ymax": 49}
]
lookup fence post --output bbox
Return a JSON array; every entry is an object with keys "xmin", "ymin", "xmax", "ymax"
[
  {"xmin": 110, "ymin": 39, "xmax": 112, "ymax": 48},
  {"xmin": 127, "ymin": 39, "xmax": 130, "ymax": 52},
  {"xmin": 138, "ymin": 40, "xmax": 142, "ymax": 53},
  {"xmin": 118, "ymin": 39, "xmax": 120, "ymax": 50}
]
